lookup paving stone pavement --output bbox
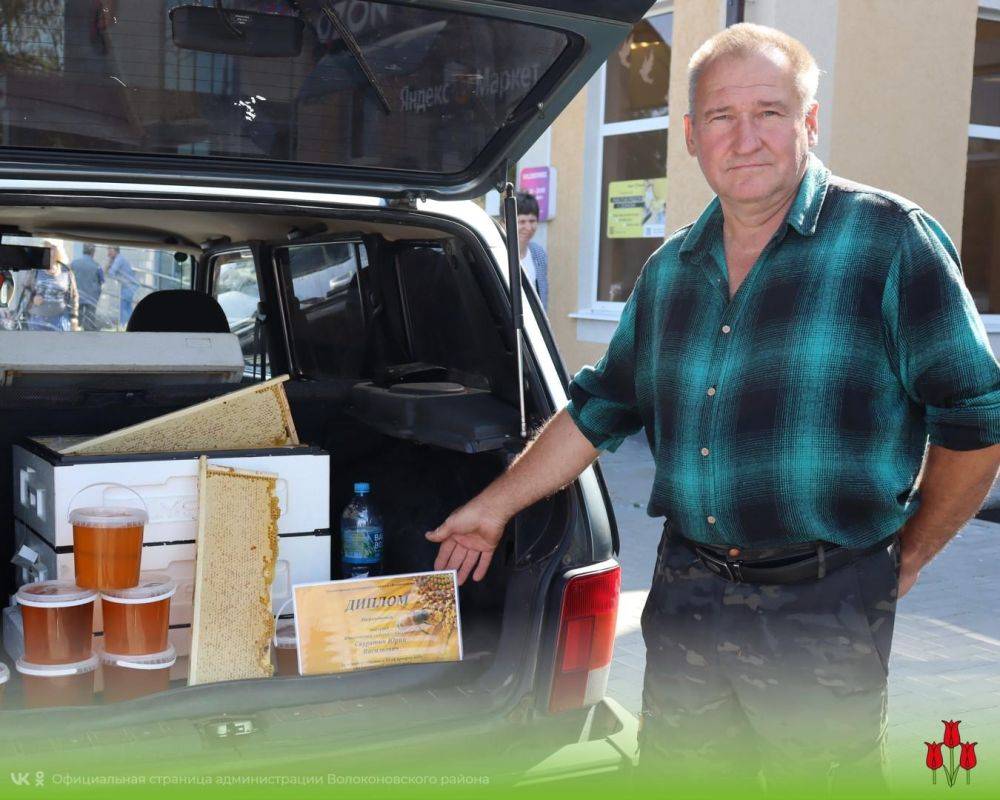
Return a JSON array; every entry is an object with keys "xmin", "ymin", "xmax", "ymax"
[{"xmin": 599, "ymin": 434, "xmax": 1000, "ymax": 780}]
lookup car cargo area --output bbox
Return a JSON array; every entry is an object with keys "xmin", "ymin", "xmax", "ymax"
[{"xmin": 0, "ymin": 199, "xmax": 574, "ymax": 730}]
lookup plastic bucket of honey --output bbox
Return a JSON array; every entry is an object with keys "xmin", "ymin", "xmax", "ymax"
[
  {"xmin": 68, "ymin": 485, "xmax": 148, "ymax": 590},
  {"xmin": 16, "ymin": 581, "xmax": 97, "ymax": 664},
  {"xmin": 101, "ymin": 574, "xmax": 176, "ymax": 656},
  {"xmin": 0, "ymin": 662, "xmax": 9, "ymax": 705},
  {"xmin": 99, "ymin": 645, "xmax": 176, "ymax": 703},
  {"xmin": 16, "ymin": 653, "xmax": 98, "ymax": 708}
]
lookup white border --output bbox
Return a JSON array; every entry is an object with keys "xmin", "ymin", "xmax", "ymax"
[
  {"xmin": 292, "ymin": 569, "xmax": 463, "ymax": 677},
  {"xmin": 576, "ymin": 7, "xmax": 674, "ymax": 335},
  {"xmin": 970, "ymin": 9, "xmax": 1000, "ymax": 326}
]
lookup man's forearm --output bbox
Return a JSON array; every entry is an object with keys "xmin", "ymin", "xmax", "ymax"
[
  {"xmin": 477, "ymin": 408, "xmax": 600, "ymax": 522},
  {"xmin": 900, "ymin": 442, "xmax": 1000, "ymax": 567}
]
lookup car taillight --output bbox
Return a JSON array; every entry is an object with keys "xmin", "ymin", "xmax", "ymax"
[{"xmin": 548, "ymin": 565, "xmax": 620, "ymax": 714}]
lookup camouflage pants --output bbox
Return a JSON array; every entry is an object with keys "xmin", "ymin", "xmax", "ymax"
[{"xmin": 635, "ymin": 521, "xmax": 900, "ymax": 794}]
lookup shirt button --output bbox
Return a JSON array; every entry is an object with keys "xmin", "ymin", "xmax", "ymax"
[
  {"xmin": 707, "ymin": 516, "xmax": 716, "ymax": 525},
  {"xmin": 700, "ymin": 447, "xmax": 709, "ymax": 456},
  {"xmin": 707, "ymin": 387, "xmax": 716, "ymax": 396},
  {"xmin": 721, "ymin": 325, "xmax": 731, "ymax": 334}
]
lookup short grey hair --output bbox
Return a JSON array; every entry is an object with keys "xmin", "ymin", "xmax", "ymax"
[{"xmin": 687, "ymin": 23, "xmax": 819, "ymax": 116}]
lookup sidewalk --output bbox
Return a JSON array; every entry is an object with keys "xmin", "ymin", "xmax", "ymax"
[{"xmin": 599, "ymin": 434, "xmax": 1000, "ymax": 773}]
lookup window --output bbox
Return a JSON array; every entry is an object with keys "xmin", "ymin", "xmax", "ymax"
[
  {"xmin": 0, "ymin": 238, "xmax": 191, "ymax": 332},
  {"xmin": 964, "ymin": 14, "xmax": 1000, "ymax": 319},
  {"xmin": 1, "ymin": 0, "xmax": 568, "ymax": 176},
  {"xmin": 275, "ymin": 241, "xmax": 366, "ymax": 379},
  {"xmin": 212, "ymin": 249, "xmax": 263, "ymax": 375},
  {"xmin": 582, "ymin": 10, "xmax": 672, "ymax": 312}
]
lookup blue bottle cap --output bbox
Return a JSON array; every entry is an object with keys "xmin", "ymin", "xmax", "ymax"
[{"xmin": 354, "ymin": 482, "xmax": 370, "ymax": 494}]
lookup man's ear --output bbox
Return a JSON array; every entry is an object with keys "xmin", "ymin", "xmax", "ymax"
[
  {"xmin": 805, "ymin": 101, "xmax": 819, "ymax": 148},
  {"xmin": 684, "ymin": 113, "xmax": 696, "ymax": 156}
]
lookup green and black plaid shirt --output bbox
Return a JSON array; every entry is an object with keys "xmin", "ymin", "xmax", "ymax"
[{"xmin": 567, "ymin": 154, "xmax": 1000, "ymax": 549}]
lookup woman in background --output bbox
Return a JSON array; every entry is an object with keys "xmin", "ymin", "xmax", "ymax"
[{"xmin": 20, "ymin": 239, "xmax": 80, "ymax": 331}]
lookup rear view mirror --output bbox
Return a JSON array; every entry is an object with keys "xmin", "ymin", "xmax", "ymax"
[
  {"xmin": 170, "ymin": 2, "xmax": 304, "ymax": 58},
  {"xmin": 0, "ymin": 244, "xmax": 52, "ymax": 271}
]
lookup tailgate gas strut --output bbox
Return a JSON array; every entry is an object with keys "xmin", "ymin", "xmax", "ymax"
[{"xmin": 502, "ymin": 182, "xmax": 528, "ymax": 440}]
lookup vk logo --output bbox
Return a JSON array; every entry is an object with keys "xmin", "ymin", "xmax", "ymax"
[{"xmin": 7, "ymin": 772, "xmax": 43, "ymax": 787}]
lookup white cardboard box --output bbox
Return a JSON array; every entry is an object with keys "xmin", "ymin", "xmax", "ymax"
[{"xmin": 12, "ymin": 440, "xmax": 329, "ymax": 548}]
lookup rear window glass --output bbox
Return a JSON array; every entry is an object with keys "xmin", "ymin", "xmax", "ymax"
[
  {"xmin": 212, "ymin": 248, "xmax": 268, "ymax": 377},
  {"xmin": 0, "ymin": 1, "xmax": 569, "ymax": 175},
  {"xmin": 1, "ymin": 237, "xmax": 192, "ymax": 332},
  {"xmin": 276, "ymin": 240, "xmax": 366, "ymax": 378}
]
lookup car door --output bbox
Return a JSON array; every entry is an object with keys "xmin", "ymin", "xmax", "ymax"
[{"xmin": 0, "ymin": 0, "xmax": 654, "ymax": 201}]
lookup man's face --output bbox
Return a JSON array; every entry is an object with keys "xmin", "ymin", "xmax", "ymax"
[
  {"xmin": 516, "ymin": 214, "xmax": 538, "ymax": 247},
  {"xmin": 684, "ymin": 50, "xmax": 818, "ymax": 209}
]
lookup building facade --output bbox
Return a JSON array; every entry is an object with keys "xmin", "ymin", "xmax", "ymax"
[{"xmin": 518, "ymin": 0, "xmax": 999, "ymax": 374}]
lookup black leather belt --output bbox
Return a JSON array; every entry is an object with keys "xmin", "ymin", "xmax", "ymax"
[{"xmin": 676, "ymin": 535, "xmax": 898, "ymax": 585}]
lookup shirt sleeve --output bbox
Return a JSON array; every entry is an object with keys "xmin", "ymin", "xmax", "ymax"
[
  {"xmin": 883, "ymin": 208, "xmax": 1000, "ymax": 450},
  {"xmin": 565, "ymin": 268, "xmax": 646, "ymax": 452}
]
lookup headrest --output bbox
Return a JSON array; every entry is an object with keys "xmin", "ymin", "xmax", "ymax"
[{"xmin": 126, "ymin": 290, "xmax": 231, "ymax": 334}]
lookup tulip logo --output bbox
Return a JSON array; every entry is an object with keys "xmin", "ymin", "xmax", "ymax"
[{"xmin": 925, "ymin": 721, "xmax": 978, "ymax": 787}]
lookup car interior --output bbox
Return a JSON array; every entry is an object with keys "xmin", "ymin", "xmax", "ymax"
[{"xmin": 0, "ymin": 197, "xmax": 574, "ymax": 720}]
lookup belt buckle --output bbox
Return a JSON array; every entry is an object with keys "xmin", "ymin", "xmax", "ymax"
[{"xmin": 697, "ymin": 547, "xmax": 745, "ymax": 582}]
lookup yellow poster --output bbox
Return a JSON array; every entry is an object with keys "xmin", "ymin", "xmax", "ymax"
[
  {"xmin": 607, "ymin": 178, "xmax": 667, "ymax": 239},
  {"xmin": 293, "ymin": 571, "xmax": 462, "ymax": 675}
]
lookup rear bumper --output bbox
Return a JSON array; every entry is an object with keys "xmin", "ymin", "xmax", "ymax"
[
  {"xmin": 514, "ymin": 698, "xmax": 639, "ymax": 786},
  {"xmin": 0, "ymin": 697, "xmax": 640, "ymax": 797}
]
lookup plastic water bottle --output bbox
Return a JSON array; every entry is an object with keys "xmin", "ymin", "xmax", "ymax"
[{"xmin": 341, "ymin": 482, "xmax": 384, "ymax": 578}]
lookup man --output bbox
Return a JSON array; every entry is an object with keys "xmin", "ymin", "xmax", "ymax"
[
  {"xmin": 106, "ymin": 245, "xmax": 139, "ymax": 326},
  {"xmin": 70, "ymin": 243, "xmax": 104, "ymax": 330},
  {"xmin": 425, "ymin": 23, "xmax": 1000, "ymax": 792},
  {"xmin": 515, "ymin": 191, "xmax": 549, "ymax": 310}
]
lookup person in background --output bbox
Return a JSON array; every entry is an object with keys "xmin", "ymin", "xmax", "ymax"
[
  {"xmin": 106, "ymin": 245, "xmax": 139, "ymax": 326},
  {"xmin": 515, "ymin": 191, "xmax": 549, "ymax": 310},
  {"xmin": 19, "ymin": 239, "xmax": 80, "ymax": 331},
  {"xmin": 70, "ymin": 242, "xmax": 104, "ymax": 330}
]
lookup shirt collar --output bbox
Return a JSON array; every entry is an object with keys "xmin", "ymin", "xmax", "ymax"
[{"xmin": 679, "ymin": 152, "xmax": 830, "ymax": 261}]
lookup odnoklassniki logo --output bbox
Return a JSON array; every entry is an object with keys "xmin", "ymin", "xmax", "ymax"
[{"xmin": 925, "ymin": 721, "xmax": 978, "ymax": 786}]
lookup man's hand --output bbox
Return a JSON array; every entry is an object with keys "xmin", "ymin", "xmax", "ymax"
[
  {"xmin": 425, "ymin": 501, "xmax": 507, "ymax": 586},
  {"xmin": 895, "ymin": 443, "xmax": 1000, "ymax": 601},
  {"xmin": 897, "ymin": 547, "xmax": 925, "ymax": 599},
  {"xmin": 425, "ymin": 409, "xmax": 601, "ymax": 587}
]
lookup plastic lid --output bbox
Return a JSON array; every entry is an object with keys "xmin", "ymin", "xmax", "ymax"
[
  {"xmin": 98, "ymin": 644, "xmax": 176, "ymax": 671},
  {"xmin": 354, "ymin": 482, "xmax": 370, "ymax": 494},
  {"xmin": 16, "ymin": 653, "xmax": 99, "ymax": 677},
  {"xmin": 274, "ymin": 619, "xmax": 298, "ymax": 648},
  {"xmin": 101, "ymin": 574, "xmax": 176, "ymax": 604},
  {"xmin": 16, "ymin": 580, "xmax": 97, "ymax": 608},
  {"xmin": 68, "ymin": 506, "xmax": 148, "ymax": 528},
  {"xmin": 0, "ymin": 662, "xmax": 9, "ymax": 685}
]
